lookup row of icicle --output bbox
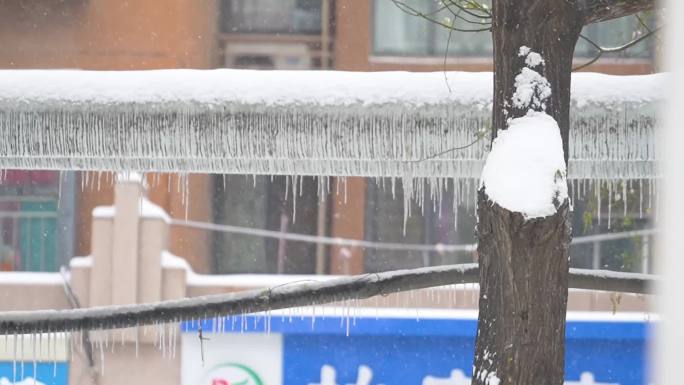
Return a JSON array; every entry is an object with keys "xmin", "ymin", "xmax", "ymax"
[
  {"xmin": 0, "ymin": 102, "xmax": 657, "ymax": 179},
  {"xmin": 0, "ymin": 285, "xmax": 488, "ymax": 380}
]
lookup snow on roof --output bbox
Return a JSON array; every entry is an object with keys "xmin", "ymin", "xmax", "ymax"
[
  {"xmin": 0, "ymin": 69, "xmax": 492, "ymax": 107},
  {"xmin": 0, "ymin": 271, "xmax": 63, "ymax": 286},
  {"xmin": 69, "ymin": 256, "xmax": 92, "ymax": 268},
  {"xmin": 162, "ymin": 250, "xmax": 335, "ymax": 288},
  {"xmin": 0, "ymin": 69, "xmax": 663, "ymax": 107},
  {"xmin": 93, "ymin": 196, "xmax": 170, "ymax": 223},
  {"xmin": 0, "ymin": 69, "xmax": 663, "ymax": 189},
  {"xmin": 0, "ymin": 378, "xmax": 46, "ymax": 385}
]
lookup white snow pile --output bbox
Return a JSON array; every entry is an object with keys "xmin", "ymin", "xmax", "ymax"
[
  {"xmin": 480, "ymin": 47, "xmax": 568, "ymax": 218},
  {"xmin": 0, "ymin": 69, "xmax": 493, "ymax": 108},
  {"xmin": 480, "ymin": 112, "xmax": 567, "ymax": 218},
  {"xmin": 0, "ymin": 69, "xmax": 663, "ymax": 108},
  {"xmin": 0, "ymin": 378, "xmax": 45, "ymax": 385},
  {"xmin": 512, "ymin": 47, "xmax": 551, "ymax": 111}
]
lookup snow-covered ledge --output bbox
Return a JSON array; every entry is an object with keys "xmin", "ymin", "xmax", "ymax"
[{"xmin": 0, "ymin": 70, "xmax": 662, "ymax": 183}]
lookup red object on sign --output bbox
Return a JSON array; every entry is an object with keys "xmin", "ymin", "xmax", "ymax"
[{"xmin": 212, "ymin": 380, "xmax": 229, "ymax": 385}]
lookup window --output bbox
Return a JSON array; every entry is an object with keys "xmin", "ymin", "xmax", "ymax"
[
  {"xmin": 364, "ymin": 179, "xmax": 478, "ymax": 273},
  {"xmin": 211, "ymin": 175, "xmax": 320, "ymax": 274},
  {"xmin": 373, "ymin": 0, "xmax": 493, "ymax": 57},
  {"xmin": 0, "ymin": 171, "xmax": 75, "ymax": 272},
  {"xmin": 220, "ymin": 0, "xmax": 322, "ymax": 34},
  {"xmin": 373, "ymin": 0, "xmax": 653, "ymax": 59}
]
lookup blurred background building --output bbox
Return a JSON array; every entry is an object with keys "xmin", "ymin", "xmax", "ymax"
[{"xmin": 0, "ymin": 0, "xmax": 657, "ymax": 276}]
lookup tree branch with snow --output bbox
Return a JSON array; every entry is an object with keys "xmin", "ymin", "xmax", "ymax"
[{"xmin": 0, "ymin": 264, "xmax": 654, "ymax": 335}]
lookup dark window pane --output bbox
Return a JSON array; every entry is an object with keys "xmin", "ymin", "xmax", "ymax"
[
  {"xmin": 212, "ymin": 175, "xmax": 318, "ymax": 274},
  {"xmin": 364, "ymin": 179, "xmax": 477, "ymax": 273},
  {"xmin": 220, "ymin": 0, "xmax": 322, "ymax": 34},
  {"xmin": 373, "ymin": 0, "xmax": 492, "ymax": 57}
]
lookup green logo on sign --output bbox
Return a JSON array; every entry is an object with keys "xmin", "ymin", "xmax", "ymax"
[{"xmin": 200, "ymin": 363, "xmax": 264, "ymax": 385}]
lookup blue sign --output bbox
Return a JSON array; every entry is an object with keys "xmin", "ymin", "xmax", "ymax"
[
  {"xmin": 0, "ymin": 362, "xmax": 68, "ymax": 385},
  {"xmin": 182, "ymin": 311, "xmax": 651, "ymax": 385}
]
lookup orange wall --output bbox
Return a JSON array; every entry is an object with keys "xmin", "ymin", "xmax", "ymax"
[{"xmin": 0, "ymin": 0, "xmax": 216, "ymax": 69}]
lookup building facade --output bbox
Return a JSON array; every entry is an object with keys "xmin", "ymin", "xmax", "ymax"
[{"xmin": 0, "ymin": 0, "xmax": 657, "ymax": 277}]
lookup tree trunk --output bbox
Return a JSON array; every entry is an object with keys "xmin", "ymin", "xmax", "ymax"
[{"xmin": 472, "ymin": 1, "xmax": 582, "ymax": 384}]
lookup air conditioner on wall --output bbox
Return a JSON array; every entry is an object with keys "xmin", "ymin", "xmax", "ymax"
[{"xmin": 223, "ymin": 42, "xmax": 312, "ymax": 70}]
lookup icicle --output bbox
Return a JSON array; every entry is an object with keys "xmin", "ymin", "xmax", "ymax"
[
  {"xmin": 597, "ymin": 181, "xmax": 602, "ymax": 226},
  {"xmin": 99, "ymin": 338, "xmax": 105, "ymax": 377},
  {"xmin": 13, "ymin": 334, "xmax": 17, "ymax": 383},
  {"xmin": 608, "ymin": 181, "xmax": 613, "ymax": 229},
  {"xmin": 292, "ymin": 175, "xmax": 298, "ymax": 224},
  {"xmin": 183, "ymin": 173, "xmax": 190, "ymax": 220},
  {"xmin": 53, "ymin": 333, "xmax": 58, "ymax": 377},
  {"xmin": 343, "ymin": 177, "xmax": 348, "ymax": 205},
  {"xmin": 32, "ymin": 334, "xmax": 36, "ymax": 383},
  {"xmin": 172, "ymin": 322, "xmax": 178, "ymax": 359},
  {"xmin": 134, "ymin": 327, "xmax": 139, "ymax": 358},
  {"xmin": 168, "ymin": 322, "xmax": 174, "ymax": 359},
  {"xmin": 266, "ymin": 309, "xmax": 272, "ymax": 334},
  {"xmin": 69, "ymin": 332, "xmax": 75, "ymax": 362},
  {"xmin": 311, "ymin": 303, "xmax": 317, "ymax": 330},
  {"xmin": 20, "ymin": 334, "xmax": 24, "ymax": 380},
  {"xmin": 345, "ymin": 302, "xmax": 351, "ymax": 337},
  {"xmin": 639, "ymin": 179, "xmax": 644, "ymax": 218},
  {"xmin": 623, "ymin": 180, "xmax": 628, "ymax": 218}
]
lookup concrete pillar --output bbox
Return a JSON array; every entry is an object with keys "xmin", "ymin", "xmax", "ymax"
[
  {"xmin": 89, "ymin": 208, "xmax": 114, "ymax": 307},
  {"xmin": 69, "ymin": 257, "xmax": 92, "ymax": 307},
  {"xmin": 111, "ymin": 178, "xmax": 142, "ymax": 306},
  {"xmin": 73, "ymin": 175, "xmax": 186, "ymax": 385},
  {"xmin": 162, "ymin": 252, "xmax": 188, "ymax": 301},
  {"xmin": 138, "ymin": 215, "xmax": 168, "ymax": 305},
  {"xmin": 86, "ymin": 174, "xmax": 175, "ymax": 343}
]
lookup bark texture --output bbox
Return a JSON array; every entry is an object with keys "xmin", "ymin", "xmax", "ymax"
[
  {"xmin": 473, "ymin": 1, "xmax": 582, "ymax": 384},
  {"xmin": 474, "ymin": 197, "xmax": 572, "ymax": 385}
]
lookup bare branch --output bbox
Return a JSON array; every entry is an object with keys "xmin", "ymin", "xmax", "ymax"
[
  {"xmin": 443, "ymin": 22, "xmax": 455, "ymax": 92},
  {"xmin": 569, "ymin": 267, "xmax": 654, "ymax": 294},
  {"xmin": 0, "ymin": 264, "xmax": 655, "ymax": 335},
  {"xmin": 577, "ymin": 0, "xmax": 656, "ymax": 25},
  {"xmin": 446, "ymin": 9, "xmax": 492, "ymax": 26},
  {"xmin": 442, "ymin": 1, "xmax": 492, "ymax": 25},
  {"xmin": 573, "ymin": 26, "xmax": 660, "ymax": 71},
  {"xmin": 444, "ymin": 0, "xmax": 492, "ymax": 19},
  {"xmin": 391, "ymin": 0, "xmax": 491, "ymax": 32},
  {"xmin": 410, "ymin": 133, "xmax": 486, "ymax": 163},
  {"xmin": 635, "ymin": 13, "xmax": 652, "ymax": 33},
  {"xmin": 635, "ymin": 12, "xmax": 663, "ymax": 45}
]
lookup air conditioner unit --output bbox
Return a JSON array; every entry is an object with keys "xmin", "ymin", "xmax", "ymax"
[{"xmin": 224, "ymin": 42, "xmax": 312, "ymax": 70}]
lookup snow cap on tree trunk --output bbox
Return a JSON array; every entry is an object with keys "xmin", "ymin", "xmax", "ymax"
[{"xmin": 480, "ymin": 47, "xmax": 568, "ymax": 219}]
